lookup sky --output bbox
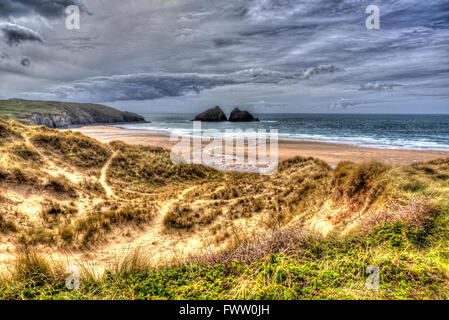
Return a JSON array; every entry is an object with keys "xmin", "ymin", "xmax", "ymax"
[{"xmin": 0, "ymin": 0, "xmax": 448, "ymax": 114}]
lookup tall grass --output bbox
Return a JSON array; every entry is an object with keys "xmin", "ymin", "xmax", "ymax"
[{"xmin": 2, "ymin": 218, "xmax": 449, "ymax": 300}]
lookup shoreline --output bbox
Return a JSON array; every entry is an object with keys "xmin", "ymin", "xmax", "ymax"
[
  {"xmin": 64, "ymin": 120, "xmax": 151, "ymax": 129},
  {"xmin": 71, "ymin": 125, "xmax": 449, "ymax": 166}
]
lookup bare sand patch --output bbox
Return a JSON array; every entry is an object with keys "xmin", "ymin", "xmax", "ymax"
[{"xmin": 71, "ymin": 125, "xmax": 449, "ymax": 166}]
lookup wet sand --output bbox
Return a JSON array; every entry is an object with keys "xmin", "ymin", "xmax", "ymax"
[{"xmin": 71, "ymin": 125, "xmax": 449, "ymax": 166}]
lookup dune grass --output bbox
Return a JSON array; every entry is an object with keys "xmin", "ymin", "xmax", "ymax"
[
  {"xmin": 0, "ymin": 118, "xmax": 449, "ymax": 299},
  {"xmin": 1, "ymin": 216, "xmax": 449, "ymax": 300}
]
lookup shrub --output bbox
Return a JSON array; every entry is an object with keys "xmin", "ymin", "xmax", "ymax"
[
  {"xmin": 45, "ymin": 176, "xmax": 77, "ymax": 198},
  {"xmin": 164, "ymin": 204, "xmax": 222, "ymax": 229},
  {"xmin": 401, "ymin": 179, "xmax": 426, "ymax": 193},
  {"xmin": 13, "ymin": 250, "xmax": 54, "ymax": 285},
  {"xmin": 74, "ymin": 208, "xmax": 154, "ymax": 247},
  {"xmin": 31, "ymin": 131, "xmax": 111, "ymax": 168},
  {"xmin": 18, "ymin": 228, "xmax": 56, "ymax": 245},
  {"xmin": 59, "ymin": 225, "xmax": 74, "ymax": 244},
  {"xmin": 334, "ymin": 161, "xmax": 389, "ymax": 209},
  {"xmin": 0, "ymin": 215, "xmax": 17, "ymax": 233},
  {"xmin": 10, "ymin": 142, "xmax": 41, "ymax": 162}
]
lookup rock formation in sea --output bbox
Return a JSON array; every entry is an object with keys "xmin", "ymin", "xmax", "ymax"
[
  {"xmin": 194, "ymin": 106, "xmax": 227, "ymax": 122},
  {"xmin": 228, "ymin": 108, "xmax": 259, "ymax": 122}
]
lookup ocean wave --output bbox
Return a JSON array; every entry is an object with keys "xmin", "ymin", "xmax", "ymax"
[{"xmin": 116, "ymin": 114, "xmax": 449, "ymax": 151}]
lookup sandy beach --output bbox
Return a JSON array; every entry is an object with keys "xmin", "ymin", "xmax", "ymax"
[{"xmin": 71, "ymin": 125, "xmax": 449, "ymax": 166}]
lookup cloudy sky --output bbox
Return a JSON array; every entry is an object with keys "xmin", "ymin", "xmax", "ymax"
[{"xmin": 0, "ymin": 0, "xmax": 448, "ymax": 114}]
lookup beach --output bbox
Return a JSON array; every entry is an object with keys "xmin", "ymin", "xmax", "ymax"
[{"xmin": 71, "ymin": 125, "xmax": 449, "ymax": 166}]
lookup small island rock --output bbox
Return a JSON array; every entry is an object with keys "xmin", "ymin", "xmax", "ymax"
[
  {"xmin": 194, "ymin": 106, "xmax": 227, "ymax": 122},
  {"xmin": 229, "ymin": 108, "xmax": 259, "ymax": 122}
]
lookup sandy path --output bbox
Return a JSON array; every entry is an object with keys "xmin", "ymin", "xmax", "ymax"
[
  {"xmin": 1, "ymin": 136, "xmax": 208, "ymax": 274},
  {"xmin": 99, "ymin": 151, "xmax": 117, "ymax": 198},
  {"xmin": 1, "ymin": 135, "xmax": 205, "ymax": 274},
  {"xmin": 65, "ymin": 185, "xmax": 202, "ymax": 271},
  {"xmin": 0, "ymin": 185, "xmax": 204, "ymax": 274}
]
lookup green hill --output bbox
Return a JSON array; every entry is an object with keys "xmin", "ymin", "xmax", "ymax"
[{"xmin": 0, "ymin": 99, "xmax": 145, "ymax": 128}]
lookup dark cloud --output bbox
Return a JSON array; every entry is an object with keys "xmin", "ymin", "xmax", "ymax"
[
  {"xmin": 212, "ymin": 38, "xmax": 241, "ymax": 48},
  {"xmin": 0, "ymin": 0, "xmax": 85, "ymax": 18},
  {"xmin": 20, "ymin": 58, "xmax": 31, "ymax": 67},
  {"xmin": 0, "ymin": 51, "xmax": 32, "ymax": 74},
  {"xmin": 28, "ymin": 69, "xmax": 305, "ymax": 102},
  {"xmin": 1, "ymin": 0, "xmax": 448, "ymax": 113},
  {"xmin": 0, "ymin": 53, "xmax": 10, "ymax": 60},
  {"xmin": 239, "ymin": 25, "xmax": 313, "ymax": 38},
  {"xmin": 0, "ymin": 23, "xmax": 43, "ymax": 46}
]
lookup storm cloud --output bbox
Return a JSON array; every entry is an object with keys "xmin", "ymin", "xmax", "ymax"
[
  {"xmin": 0, "ymin": 23, "xmax": 43, "ymax": 46},
  {"xmin": 0, "ymin": 0, "xmax": 85, "ymax": 18},
  {"xmin": 31, "ymin": 68, "xmax": 306, "ymax": 102},
  {"xmin": 0, "ymin": 0, "xmax": 448, "ymax": 113}
]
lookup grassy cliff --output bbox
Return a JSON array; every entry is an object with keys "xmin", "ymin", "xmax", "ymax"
[
  {"xmin": 0, "ymin": 99, "xmax": 145, "ymax": 128},
  {"xmin": 0, "ymin": 118, "xmax": 449, "ymax": 299}
]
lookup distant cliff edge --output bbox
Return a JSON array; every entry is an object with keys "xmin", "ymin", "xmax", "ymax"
[{"xmin": 0, "ymin": 99, "xmax": 146, "ymax": 128}]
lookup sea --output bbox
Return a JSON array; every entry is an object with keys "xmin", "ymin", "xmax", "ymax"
[{"xmin": 116, "ymin": 113, "xmax": 449, "ymax": 151}]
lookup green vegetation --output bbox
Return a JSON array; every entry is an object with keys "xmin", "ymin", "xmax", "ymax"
[
  {"xmin": 164, "ymin": 203, "xmax": 223, "ymax": 229},
  {"xmin": 109, "ymin": 141, "xmax": 222, "ymax": 189},
  {"xmin": 0, "ymin": 99, "xmax": 144, "ymax": 127},
  {"xmin": 1, "ymin": 218, "xmax": 449, "ymax": 300},
  {"xmin": 31, "ymin": 131, "xmax": 111, "ymax": 168}
]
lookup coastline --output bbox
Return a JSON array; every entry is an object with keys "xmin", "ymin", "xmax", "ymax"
[
  {"xmin": 65, "ymin": 120, "xmax": 151, "ymax": 129},
  {"xmin": 71, "ymin": 125, "xmax": 449, "ymax": 166}
]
